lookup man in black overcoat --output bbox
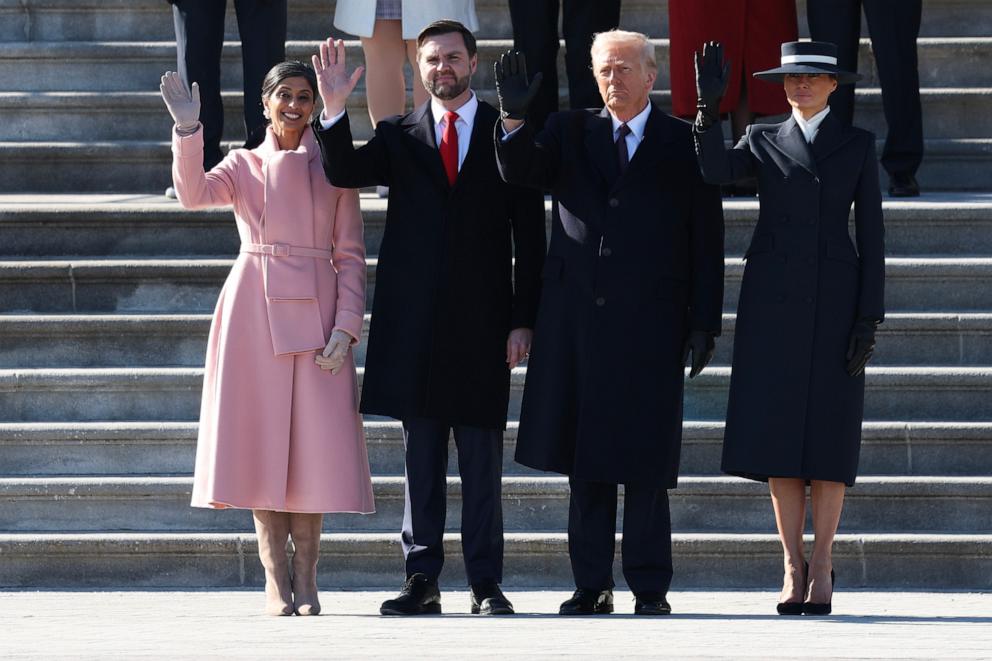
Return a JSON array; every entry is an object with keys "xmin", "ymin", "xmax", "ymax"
[
  {"xmin": 494, "ymin": 30, "xmax": 724, "ymax": 615},
  {"xmin": 311, "ymin": 22, "xmax": 546, "ymax": 616}
]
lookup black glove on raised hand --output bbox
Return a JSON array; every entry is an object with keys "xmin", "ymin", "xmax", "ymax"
[
  {"xmin": 494, "ymin": 50, "xmax": 543, "ymax": 120},
  {"xmin": 693, "ymin": 41, "xmax": 730, "ymax": 131},
  {"xmin": 846, "ymin": 318, "xmax": 879, "ymax": 377},
  {"xmin": 682, "ymin": 330, "xmax": 716, "ymax": 379}
]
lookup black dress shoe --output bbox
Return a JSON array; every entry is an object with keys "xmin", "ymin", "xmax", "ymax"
[
  {"xmin": 889, "ymin": 173, "xmax": 920, "ymax": 197},
  {"xmin": 559, "ymin": 588, "xmax": 614, "ymax": 616},
  {"xmin": 634, "ymin": 593, "xmax": 672, "ymax": 616},
  {"xmin": 379, "ymin": 573, "xmax": 442, "ymax": 616},
  {"xmin": 803, "ymin": 569, "xmax": 836, "ymax": 616},
  {"xmin": 470, "ymin": 581, "xmax": 515, "ymax": 615}
]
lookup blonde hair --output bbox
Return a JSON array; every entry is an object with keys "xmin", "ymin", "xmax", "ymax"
[{"xmin": 590, "ymin": 29, "xmax": 657, "ymax": 71}]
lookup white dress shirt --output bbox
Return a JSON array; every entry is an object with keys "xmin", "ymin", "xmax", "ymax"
[
  {"xmin": 793, "ymin": 106, "xmax": 830, "ymax": 144},
  {"xmin": 321, "ymin": 92, "xmax": 479, "ymax": 172},
  {"xmin": 609, "ymin": 100, "xmax": 652, "ymax": 159}
]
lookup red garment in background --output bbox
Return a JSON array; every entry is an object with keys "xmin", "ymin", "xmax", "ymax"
[{"xmin": 669, "ymin": 0, "xmax": 798, "ymax": 118}]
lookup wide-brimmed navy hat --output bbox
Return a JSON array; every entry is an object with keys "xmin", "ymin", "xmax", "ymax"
[{"xmin": 753, "ymin": 41, "xmax": 862, "ymax": 84}]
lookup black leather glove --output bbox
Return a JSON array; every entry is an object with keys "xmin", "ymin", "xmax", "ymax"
[
  {"xmin": 846, "ymin": 318, "xmax": 878, "ymax": 377},
  {"xmin": 682, "ymin": 330, "xmax": 716, "ymax": 379},
  {"xmin": 493, "ymin": 50, "xmax": 543, "ymax": 120},
  {"xmin": 693, "ymin": 41, "xmax": 730, "ymax": 131}
]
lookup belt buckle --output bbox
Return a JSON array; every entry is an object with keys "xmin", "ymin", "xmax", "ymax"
[{"xmin": 271, "ymin": 243, "xmax": 290, "ymax": 257}]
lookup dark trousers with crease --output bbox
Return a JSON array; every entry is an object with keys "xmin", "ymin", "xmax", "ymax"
[
  {"xmin": 508, "ymin": 0, "xmax": 622, "ymax": 132},
  {"xmin": 807, "ymin": 0, "xmax": 923, "ymax": 179},
  {"xmin": 401, "ymin": 417, "xmax": 504, "ymax": 585},
  {"xmin": 568, "ymin": 477, "xmax": 673, "ymax": 597},
  {"xmin": 171, "ymin": 0, "xmax": 287, "ymax": 169}
]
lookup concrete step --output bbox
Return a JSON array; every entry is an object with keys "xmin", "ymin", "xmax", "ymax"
[
  {"xmin": 3, "ymin": 85, "xmax": 989, "ymax": 144},
  {"xmin": 1, "ymin": 366, "xmax": 990, "ymax": 423},
  {"xmin": 3, "ymin": 256, "xmax": 992, "ymax": 314},
  {"xmin": 3, "ymin": 311, "xmax": 991, "ymax": 369},
  {"xmin": 0, "ymin": 531, "xmax": 989, "ymax": 589},
  {"xmin": 5, "ymin": 193, "xmax": 992, "ymax": 259},
  {"xmin": 2, "ymin": 0, "xmax": 989, "ymax": 42},
  {"xmin": 3, "ymin": 137, "xmax": 986, "ymax": 194},
  {"xmin": 3, "ymin": 475, "xmax": 990, "ymax": 534},
  {"xmin": 5, "ymin": 420, "xmax": 991, "ymax": 479}
]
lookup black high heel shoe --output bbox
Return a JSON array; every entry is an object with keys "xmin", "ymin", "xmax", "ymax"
[
  {"xmin": 776, "ymin": 561, "xmax": 808, "ymax": 616},
  {"xmin": 802, "ymin": 569, "xmax": 835, "ymax": 616}
]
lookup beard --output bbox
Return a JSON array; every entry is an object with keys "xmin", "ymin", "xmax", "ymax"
[{"xmin": 425, "ymin": 71, "xmax": 471, "ymax": 100}]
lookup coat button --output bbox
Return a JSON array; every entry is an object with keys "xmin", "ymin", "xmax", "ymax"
[
  {"xmin": 609, "ymin": 198, "xmax": 620, "ymax": 208},
  {"xmin": 806, "ymin": 257, "xmax": 815, "ymax": 265},
  {"xmin": 808, "ymin": 219, "xmax": 816, "ymax": 225},
  {"xmin": 777, "ymin": 295, "xmax": 786, "ymax": 303},
  {"xmin": 595, "ymin": 297, "xmax": 606, "ymax": 307},
  {"xmin": 814, "ymin": 177, "xmax": 821, "ymax": 184},
  {"xmin": 805, "ymin": 296, "xmax": 814, "ymax": 304},
  {"xmin": 601, "ymin": 247, "xmax": 612, "ymax": 257}
]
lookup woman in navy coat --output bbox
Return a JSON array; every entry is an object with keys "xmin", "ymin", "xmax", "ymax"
[{"xmin": 693, "ymin": 41, "xmax": 885, "ymax": 616}]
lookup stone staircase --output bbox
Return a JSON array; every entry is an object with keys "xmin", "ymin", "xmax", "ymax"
[{"xmin": 1, "ymin": 0, "xmax": 991, "ymax": 589}]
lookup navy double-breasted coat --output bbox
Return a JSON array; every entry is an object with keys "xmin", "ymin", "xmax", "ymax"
[
  {"xmin": 695, "ymin": 112, "xmax": 885, "ymax": 486},
  {"xmin": 497, "ymin": 105, "xmax": 725, "ymax": 487}
]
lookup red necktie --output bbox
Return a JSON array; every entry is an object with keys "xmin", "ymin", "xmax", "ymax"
[{"xmin": 440, "ymin": 111, "xmax": 459, "ymax": 187}]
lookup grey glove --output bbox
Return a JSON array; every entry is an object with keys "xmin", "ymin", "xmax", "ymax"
[
  {"xmin": 693, "ymin": 41, "xmax": 730, "ymax": 131},
  {"xmin": 493, "ymin": 50, "xmax": 543, "ymax": 120},
  {"xmin": 160, "ymin": 71, "xmax": 201, "ymax": 132}
]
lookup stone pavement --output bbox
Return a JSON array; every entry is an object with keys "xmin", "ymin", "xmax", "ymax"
[{"xmin": 1, "ymin": 590, "xmax": 990, "ymax": 659}]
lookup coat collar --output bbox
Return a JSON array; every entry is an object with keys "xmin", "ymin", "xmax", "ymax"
[
  {"xmin": 253, "ymin": 124, "xmax": 319, "ymax": 163},
  {"xmin": 765, "ymin": 112, "xmax": 858, "ymax": 175},
  {"xmin": 585, "ymin": 103, "xmax": 674, "ymax": 190}
]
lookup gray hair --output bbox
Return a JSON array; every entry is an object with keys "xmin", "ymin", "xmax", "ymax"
[{"xmin": 590, "ymin": 29, "xmax": 657, "ymax": 71}]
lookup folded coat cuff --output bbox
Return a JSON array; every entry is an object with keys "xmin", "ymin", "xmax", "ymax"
[{"xmin": 333, "ymin": 310, "xmax": 364, "ymax": 345}]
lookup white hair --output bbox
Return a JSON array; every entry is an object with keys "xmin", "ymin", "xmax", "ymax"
[{"xmin": 590, "ymin": 29, "xmax": 657, "ymax": 71}]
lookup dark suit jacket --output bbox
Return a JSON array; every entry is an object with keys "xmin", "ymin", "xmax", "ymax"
[
  {"xmin": 314, "ymin": 99, "xmax": 546, "ymax": 430},
  {"xmin": 496, "ymin": 105, "xmax": 725, "ymax": 486},
  {"xmin": 694, "ymin": 112, "xmax": 885, "ymax": 486}
]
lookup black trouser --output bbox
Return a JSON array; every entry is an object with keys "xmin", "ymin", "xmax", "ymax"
[
  {"xmin": 508, "ymin": 0, "xmax": 622, "ymax": 131},
  {"xmin": 171, "ymin": 0, "xmax": 287, "ymax": 169},
  {"xmin": 807, "ymin": 0, "xmax": 923, "ymax": 179},
  {"xmin": 567, "ymin": 477, "xmax": 673, "ymax": 597},
  {"xmin": 401, "ymin": 418, "xmax": 504, "ymax": 585}
]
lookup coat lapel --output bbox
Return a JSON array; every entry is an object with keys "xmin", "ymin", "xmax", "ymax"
[
  {"xmin": 401, "ymin": 101, "xmax": 450, "ymax": 191},
  {"xmin": 765, "ymin": 117, "xmax": 818, "ymax": 177},
  {"xmin": 809, "ymin": 111, "xmax": 858, "ymax": 163},
  {"xmin": 453, "ymin": 100, "xmax": 496, "ymax": 191},
  {"xmin": 584, "ymin": 108, "xmax": 621, "ymax": 188},
  {"xmin": 613, "ymin": 104, "xmax": 672, "ymax": 192}
]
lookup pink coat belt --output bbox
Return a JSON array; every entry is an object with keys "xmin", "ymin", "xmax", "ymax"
[{"xmin": 241, "ymin": 242, "xmax": 333, "ymax": 260}]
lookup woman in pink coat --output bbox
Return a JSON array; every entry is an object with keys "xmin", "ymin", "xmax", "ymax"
[{"xmin": 160, "ymin": 61, "xmax": 374, "ymax": 616}]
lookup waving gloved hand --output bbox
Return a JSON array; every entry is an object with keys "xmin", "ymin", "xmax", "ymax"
[
  {"xmin": 693, "ymin": 41, "xmax": 730, "ymax": 131},
  {"xmin": 494, "ymin": 50, "xmax": 543, "ymax": 121},
  {"xmin": 682, "ymin": 330, "xmax": 716, "ymax": 379},
  {"xmin": 312, "ymin": 37, "xmax": 365, "ymax": 120},
  {"xmin": 315, "ymin": 329, "xmax": 355, "ymax": 375},
  {"xmin": 160, "ymin": 71, "xmax": 201, "ymax": 133},
  {"xmin": 846, "ymin": 318, "xmax": 878, "ymax": 377}
]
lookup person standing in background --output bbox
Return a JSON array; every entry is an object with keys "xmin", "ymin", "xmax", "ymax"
[
  {"xmin": 807, "ymin": 0, "xmax": 924, "ymax": 197},
  {"xmin": 508, "ymin": 0, "xmax": 622, "ymax": 132},
  {"xmin": 167, "ymin": 0, "xmax": 287, "ymax": 174},
  {"xmin": 668, "ymin": 0, "xmax": 797, "ymax": 196}
]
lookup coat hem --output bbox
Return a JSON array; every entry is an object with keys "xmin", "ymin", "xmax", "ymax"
[{"xmin": 191, "ymin": 500, "xmax": 375, "ymax": 514}]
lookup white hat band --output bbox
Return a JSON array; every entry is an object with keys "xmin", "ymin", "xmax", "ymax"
[{"xmin": 781, "ymin": 54, "xmax": 838, "ymax": 66}]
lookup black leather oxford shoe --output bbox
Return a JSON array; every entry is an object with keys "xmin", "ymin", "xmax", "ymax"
[
  {"xmin": 559, "ymin": 588, "xmax": 614, "ymax": 616},
  {"xmin": 634, "ymin": 593, "xmax": 672, "ymax": 616},
  {"xmin": 470, "ymin": 581, "xmax": 515, "ymax": 615},
  {"xmin": 889, "ymin": 173, "xmax": 920, "ymax": 197},
  {"xmin": 379, "ymin": 573, "xmax": 442, "ymax": 616}
]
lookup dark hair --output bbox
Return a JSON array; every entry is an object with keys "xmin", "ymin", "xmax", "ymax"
[
  {"xmin": 245, "ymin": 61, "xmax": 318, "ymax": 148},
  {"xmin": 416, "ymin": 19, "xmax": 477, "ymax": 57}
]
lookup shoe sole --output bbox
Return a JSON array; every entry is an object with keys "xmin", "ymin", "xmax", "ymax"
[
  {"xmin": 379, "ymin": 603, "xmax": 442, "ymax": 616},
  {"xmin": 559, "ymin": 605, "xmax": 614, "ymax": 616},
  {"xmin": 471, "ymin": 605, "xmax": 515, "ymax": 615}
]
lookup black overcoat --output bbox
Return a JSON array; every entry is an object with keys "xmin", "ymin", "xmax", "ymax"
[
  {"xmin": 694, "ymin": 112, "xmax": 885, "ymax": 486},
  {"xmin": 496, "ymin": 105, "xmax": 725, "ymax": 487},
  {"xmin": 314, "ymin": 100, "xmax": 546, "ymax": 430}
]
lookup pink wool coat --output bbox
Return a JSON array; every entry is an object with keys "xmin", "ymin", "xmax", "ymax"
[{"xmin": 173, "ymin": 124, "xmax": 375, "ymax": 514}]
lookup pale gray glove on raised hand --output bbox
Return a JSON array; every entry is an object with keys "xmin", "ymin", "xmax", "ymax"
[
  {"xmin": 160, "ymin": 71, "xmax": 201, "ymax": 132},
  {"xmin": 315, "ymin": 329, "xmax": 355, "ymax": 375}
]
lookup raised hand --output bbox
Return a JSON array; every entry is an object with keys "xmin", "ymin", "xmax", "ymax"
[
  {"xmin": 160, "ymin": 71, "xmax": 200, "ymax": 131},
  {"xmin": 312, "ymin": 38, "xmax": 364, "ymax": 120},
  {"xmin": 494, "ymin": 50, "xmax": 543, "ymax": 121},
  {"xmin": 693, "ymin": 41, "xmax": 730, "ymax": 128}
]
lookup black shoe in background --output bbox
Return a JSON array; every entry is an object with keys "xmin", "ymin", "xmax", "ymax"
[
  {"xmin": 379, "ymin": 573, "xmax": 442, "ymax": 616},
  {"xmin": 470, "ymin": 581, "xmax": 515, "ymax": 615},
  {"xmin": 559, "ymin": 588, "xmax": 614, "ymax": 616},
  {"xmin": 889, "ymin": 173, "xmax": 920, "ymax": 197},
  {"xmin": 633, "ymin": 592, "xmax": 672, "ymax": 616}
]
